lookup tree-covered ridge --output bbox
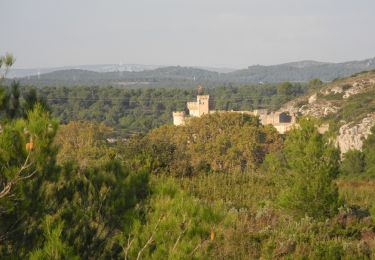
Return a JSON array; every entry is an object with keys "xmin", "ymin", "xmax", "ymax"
[{"xmin": 30, "ymin": 82, "xmax": 307, "ymax": 135}]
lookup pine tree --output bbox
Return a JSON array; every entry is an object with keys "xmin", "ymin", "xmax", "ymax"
[
  {"xmin": 29, "ymin": 216, "xmax": 78, "ymax": 260},
  {"xmin": 278, "ymin": 118, "xmax": 341, "ymax": 219}
]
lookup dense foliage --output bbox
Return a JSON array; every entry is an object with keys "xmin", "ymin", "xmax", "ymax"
[
  {"xmin": 119, "ymin": 112, "xmax": 282, "ymax": 176},
  {"xmin": 54, "ymin": 121, "xmax": 115, "ymax": 169},
  {"xmin": 1, "ymin": 103, "xmax": 375, "ymax": 258}
]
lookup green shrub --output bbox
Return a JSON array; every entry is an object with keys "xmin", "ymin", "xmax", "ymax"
[{"xmin": 313, "ymin": 241, "xmax": 344, "ymax": 259}]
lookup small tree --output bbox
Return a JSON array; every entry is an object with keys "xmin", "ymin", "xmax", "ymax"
[
  {"xmin": 308, "ymin": 78, "xmax": 323, "ymax": 89},
  {"xmin": 363, "ymin": 126, "xmax": 375, "ymax": 176},
  {"xmin": 277, "ymin": 81, "xmax": 293, "ymax": 96},
  {"xmin": 0, "ymin": 53, "xmax": 14, "ymax": 80},
  {"xmin": 0, "ymin": 53, "xmax": 15, "ymax": 117},
  {"xmin": 278, "ymin": 118, "xmax": 341, "ymax": 219}
]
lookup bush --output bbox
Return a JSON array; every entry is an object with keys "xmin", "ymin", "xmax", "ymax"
[{"xmin": 313, "ymin": 241, "xmax": 344, "ymax": 259}]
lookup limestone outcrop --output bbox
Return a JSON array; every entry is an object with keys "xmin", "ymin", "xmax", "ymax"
[
  {"xmin": 299, "ymin": 101, "xmax": 339, "ymax": 118},
  {"xmin": 336, "ymin": 114, "xmax": 375, "ymax": 154},
  {"xmin": 285, "ymin": 71, "xmax": 375, "ymax": 154}
]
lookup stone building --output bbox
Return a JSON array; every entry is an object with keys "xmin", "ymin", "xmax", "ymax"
[
  {"xmin": 172, "ymin": 111, "xmax": 186, "ymax": 126},
  {"xmin": 187, "ymin": 95, "xmax": 210, "ymax": 117},
  {"xmin": 172, "ymin": 95, "xmax": 296, "ymax": 134}
]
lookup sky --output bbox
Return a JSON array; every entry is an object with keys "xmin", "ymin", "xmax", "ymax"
[{"xmin": 1, "ymin": 0, "xmax": 375, "ymax": 69}]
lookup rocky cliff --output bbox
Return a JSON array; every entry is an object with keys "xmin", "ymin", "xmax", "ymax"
[
  {"xmin": 336, "ymin": 114, "xmax": 375, "ymax": 154},
  {"xmin": 283, "ymin": 70, "xmax": 375, "ymax": 154}
]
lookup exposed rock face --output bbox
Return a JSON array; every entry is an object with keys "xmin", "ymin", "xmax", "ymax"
[
  {"xmin": 308, "ymin": 93, "xmax": 317, "ymax": 104},
  {"xmin": 299, "ymin": 101, "xmax": 339, "ymax": 117},
  {"xmin": 321, "ymin": 77, "xmax": 375, "ymax": 99},
  {"xmin": 279, "ymin": 72, "xmax": 375, "ymax": 154},
  {"xmin": 331, "ymin": 86, "xmax": 344, "ymax": 94},
  {"xmin": 336, "ymin": 114, "xmax": 375, "ymax": 154},
  {"xmin": 342, "ymin": 79, "xmax": 374, "ymax": 99}
]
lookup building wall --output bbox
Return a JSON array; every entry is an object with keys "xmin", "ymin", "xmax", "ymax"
[
  {"xmin": 187, "ymin": 102, "xmax": 198, "ymax": 117},
  {"xmin": 173, "ymin": 95, "xmax": 298, "ymax": 134},
  {"xmin": 253, "ymin": 109, "xmax": 268, "ymax": 116},
  {"xmin": 273, "ymin": 123, "xmax": 295, "ymax": 134},
  {"xmin": 172, "ymin": 112, "xmax": 186, "ymax": 126},
  {"xmin": 260, "ymin": 112, "xmax": 295, "ymax": 126},
  {"xmin": 197, "ymin": 95, "xmax": 209, "ymax": 116},
  {"xmin": 186, "ymin": 96, "xmax": 209, "ymax": 117}
]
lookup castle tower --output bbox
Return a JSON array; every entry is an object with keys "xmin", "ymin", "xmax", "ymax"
[
  {"xmin": 172, "ymin": 93, "xmax": 209, "ymax": 126},
  {"xmin": 197, "ymin": 95, "xmax": 209, "ymax": 116},
  {"xmin": 172, "ymin": 112, "xmax": 186, "ymax": 126},
  {"xmin": 187, "ymin": 101, "xmax": 199, "ymax": 117}
]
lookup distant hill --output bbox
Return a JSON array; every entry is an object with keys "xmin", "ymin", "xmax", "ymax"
[
  {"xmin": 7, "ymin": 64, "xmax": 235, "ymax": 79},
  {"xmin": 14, "ymin": 67, "xmax": 222, "ymax": 88},
  {"xmin": 6, "ymin": 64, "xmax": 165, "ymax": 78},
  {"xmin": 227, "ymin": 58, "xmax": 375, "ymax": 83},
  {"xmin": 10, "ymin": 57, "xmax": 375, "ymax": 87}
]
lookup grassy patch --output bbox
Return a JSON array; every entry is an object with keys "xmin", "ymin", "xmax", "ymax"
[
  {"xmin": 177, "ymin": 172, "xmax": 280, "ymax": 211},
  {"xmin": 338, "ymin": 179, "xmax": 375, "ymax": 208}
]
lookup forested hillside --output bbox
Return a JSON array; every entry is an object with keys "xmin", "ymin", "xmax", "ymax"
[{"xmin": 30, "ymin": 82, "xmax": 308, "ymax": 135}]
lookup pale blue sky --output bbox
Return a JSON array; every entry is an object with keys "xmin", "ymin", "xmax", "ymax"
[{"xmin": 1, "ymin": 0, "xmax": 375, "ymax": 68}]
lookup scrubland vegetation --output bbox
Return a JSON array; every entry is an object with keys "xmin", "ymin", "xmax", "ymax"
[{"xmin": 1, "ymin": 56, "xmax": 375, "ymax": 258}]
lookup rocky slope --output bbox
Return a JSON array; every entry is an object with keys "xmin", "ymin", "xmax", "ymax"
[{"xmin": 282, "ymin": 70, "xmax": 375, "ymax": 154}]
